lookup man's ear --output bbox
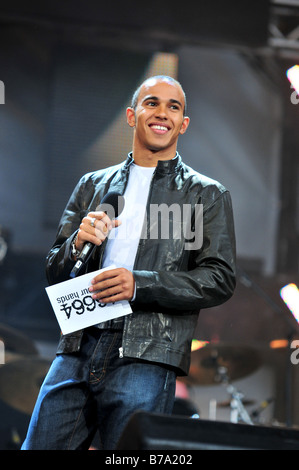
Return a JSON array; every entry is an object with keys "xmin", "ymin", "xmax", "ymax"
[
  {"xmin": 126, "ymin": 107, "xmax": 136, "ymax": 128},
  {"xmin": 179, "ymin": 116, "xmax": 190, "ymax": 135}
]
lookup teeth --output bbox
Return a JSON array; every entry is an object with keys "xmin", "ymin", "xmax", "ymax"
[{"xmin": 151, "ymin": 125, "xmax": 168, "ymax": 131}]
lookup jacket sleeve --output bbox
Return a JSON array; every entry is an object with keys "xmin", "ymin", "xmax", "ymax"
[
  {"xmin": 132, "ymin": 191, "xmax": 236, "ymax": 312},
  {"xmin": 46, "ymin": 176, "xmax": 94, "ymax": 285}
]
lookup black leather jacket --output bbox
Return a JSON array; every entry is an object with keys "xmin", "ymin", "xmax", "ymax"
[{"xmin": 46, "ymin": 153, "xmax": 236, "ymax": 375}]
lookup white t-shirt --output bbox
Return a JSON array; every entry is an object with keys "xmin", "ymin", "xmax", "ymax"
[{"xmin": 102, "ymin": 163, "xmax": 155, "ymax": 271}]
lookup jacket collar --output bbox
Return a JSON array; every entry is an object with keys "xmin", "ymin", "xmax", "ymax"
[{"xmin": 125, "ymin": 152, "xmax": 182, "ymax": 174}]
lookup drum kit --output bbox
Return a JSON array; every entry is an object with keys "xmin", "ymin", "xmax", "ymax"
[
  {"xmin": 176, "ymin": 342, "xmax": 274, "ymax": 426},
  {"xmin": 0, "ymin": 322, "xmax": 263, "ymax": 423},
  {"xmin": 0, "ymin": 323, "xmax": 51, "ymax": 416},
  {"xmin": 0, "ymin": 322, "xmax": 285, "ymax": 435}
]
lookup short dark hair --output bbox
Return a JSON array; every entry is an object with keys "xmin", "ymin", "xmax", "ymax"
[{"xmin": 131, "ymin": 75, "xmax": 187, "ymax": 115}]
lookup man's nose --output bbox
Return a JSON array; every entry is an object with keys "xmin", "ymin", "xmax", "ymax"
[{"xmin": 155, "ymin": 104, "xmax": 167, "ymax": 118}]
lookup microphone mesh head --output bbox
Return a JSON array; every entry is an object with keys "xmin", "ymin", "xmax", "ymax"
[{"xmin": 99, "ymin": 191, "xmax": 125, "ymax": 219}]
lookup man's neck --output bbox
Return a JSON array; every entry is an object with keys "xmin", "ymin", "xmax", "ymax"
[{"xmin": 132, "ymin": 146, "xmax": 177, "ymax": 167}]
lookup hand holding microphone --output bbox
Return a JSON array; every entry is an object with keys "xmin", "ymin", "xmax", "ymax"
[
  {"xmin": 75, "ymin": 209, "xmax": 121, "ymax": 253},
  {"xmin": 70, "ymin": 192, "xmax": 125, "ymax": 278}
]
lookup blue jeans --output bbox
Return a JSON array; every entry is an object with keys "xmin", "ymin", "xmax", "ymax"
[{"xmin": 21, "ymin": 328, "xmax": 176, "ymax": 450}]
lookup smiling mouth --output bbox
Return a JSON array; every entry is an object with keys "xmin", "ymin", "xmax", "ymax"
[{"xmin": 149, "ymin": 124, "xmax": 170, "ymax": 134}]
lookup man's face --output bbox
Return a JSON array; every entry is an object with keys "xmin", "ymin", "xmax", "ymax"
[{"xmin": 127, "ymin": 78, "xmax": 189, "ymax": 156}]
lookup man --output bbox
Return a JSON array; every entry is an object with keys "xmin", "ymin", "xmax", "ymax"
[{"xmin": 22, "ymin": 75, "xmax": 236, "ymax": 450}]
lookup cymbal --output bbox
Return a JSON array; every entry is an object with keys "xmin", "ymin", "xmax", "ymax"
[
  {"xmin": 0, "ymin": 358, "xmax": 50, "ymax": 414},
  {"xmin": 0, "ymin": 323, "xmax": 38, "ymax": 358},
  {"xmin": 183, "ymin": 343, "xmax": 261, "ymax": 386}
]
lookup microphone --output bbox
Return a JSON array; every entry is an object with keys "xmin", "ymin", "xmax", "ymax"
[{"xmin": 70, "ymin": 191, "xmax": 125, "ymax": 278}]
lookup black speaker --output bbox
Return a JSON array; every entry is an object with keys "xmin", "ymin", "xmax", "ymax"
[{"xmin": 117, "ymin": 412, "xmax": 299, "ymax": 450}]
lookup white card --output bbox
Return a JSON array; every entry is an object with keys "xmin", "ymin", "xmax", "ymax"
[{"xmin": 45, "ymin": 265, "xmax": 132, "ymax": 335}]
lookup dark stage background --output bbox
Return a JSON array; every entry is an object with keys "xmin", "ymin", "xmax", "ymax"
[{"xmin": 0, "ymin": 0, "xmax": 298, "ymax": 449}]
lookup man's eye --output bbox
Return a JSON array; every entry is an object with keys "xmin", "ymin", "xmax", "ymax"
[{"xmin": 147, "ymin": 101, "xmax": 157, "ymax": 106}]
